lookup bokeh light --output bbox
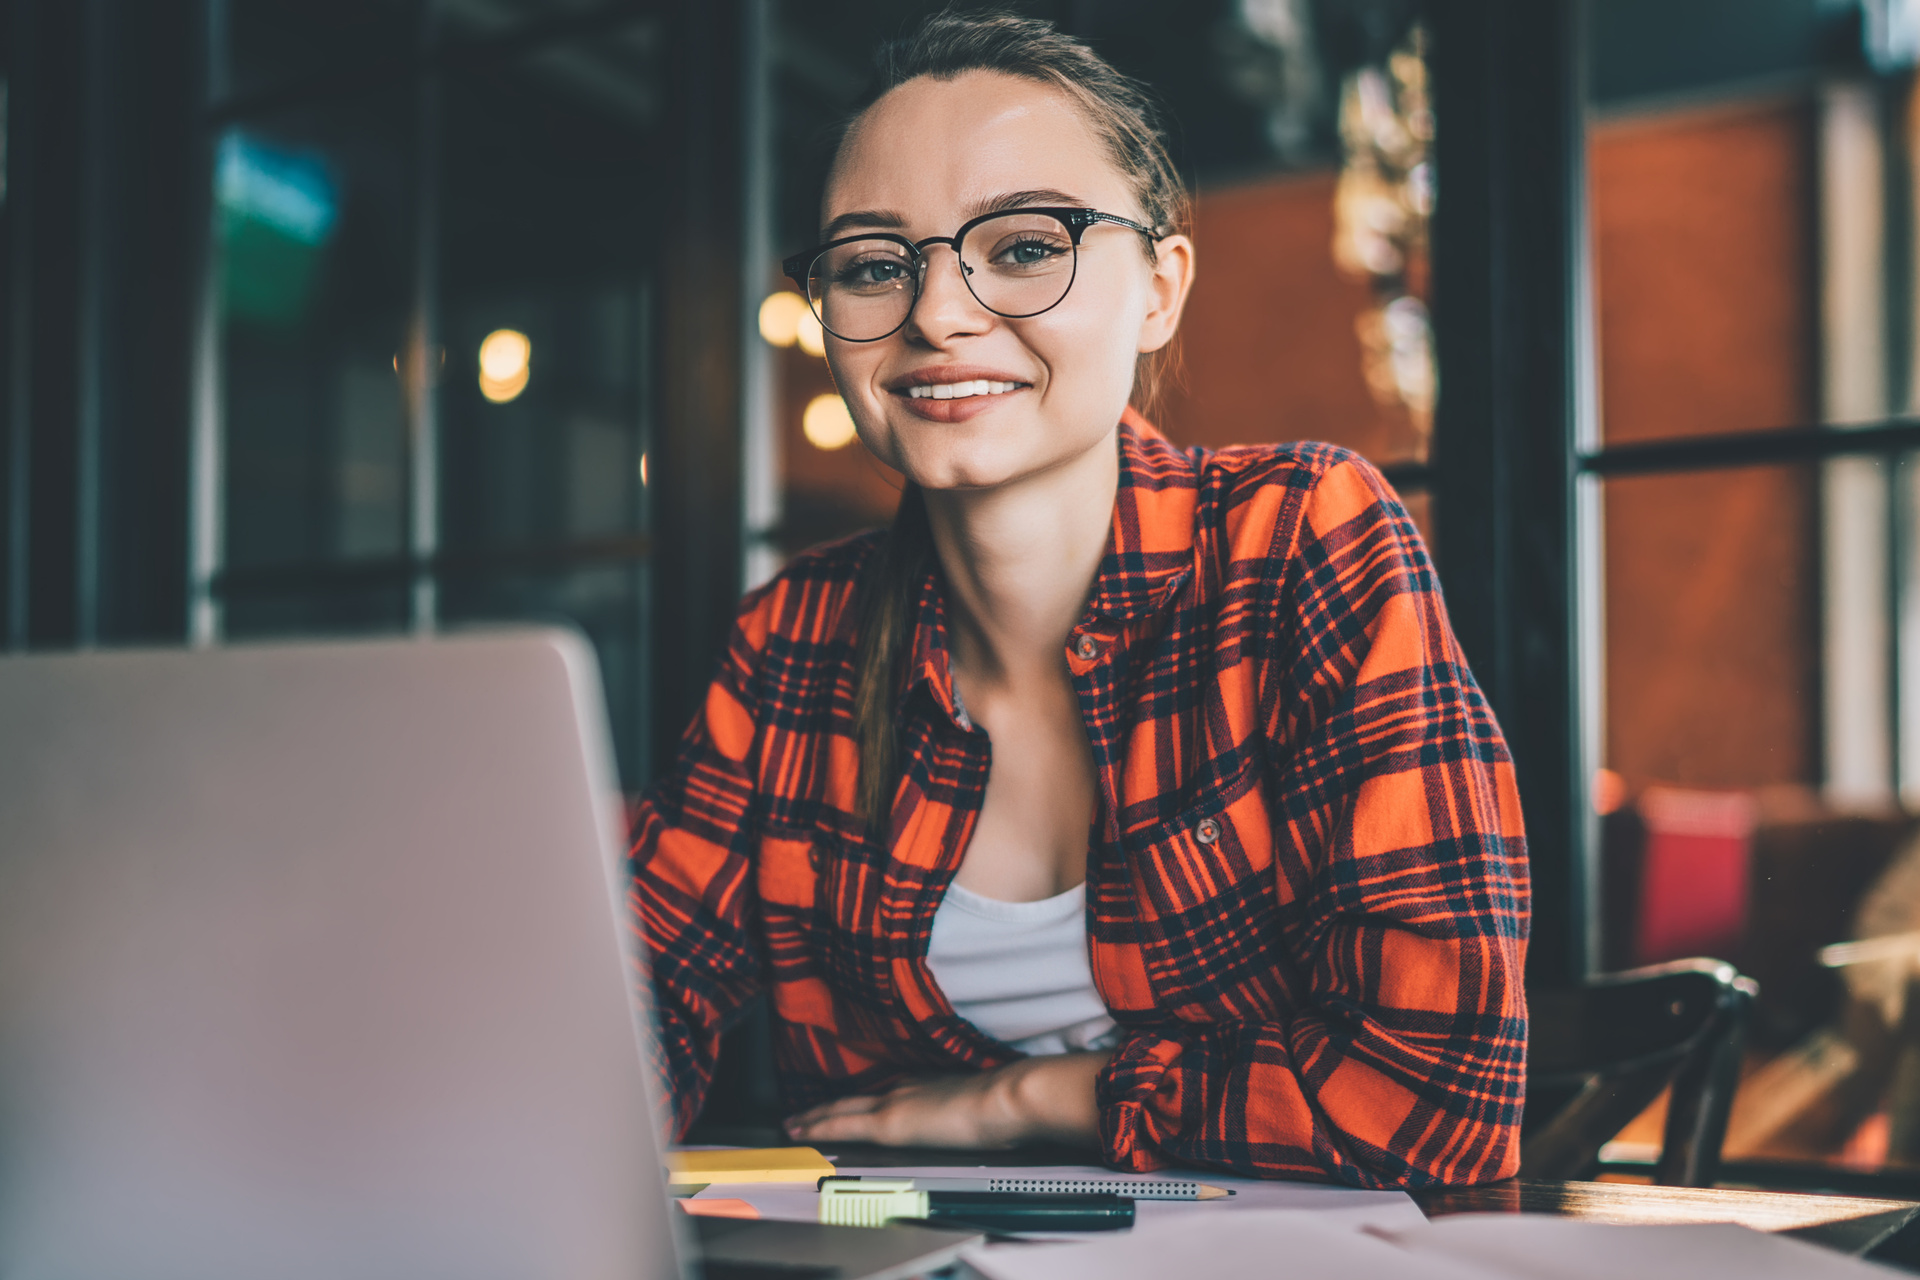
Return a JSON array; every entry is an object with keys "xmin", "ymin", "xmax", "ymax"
[
  {"xmin": 478, "ymin": 329, "xmax": 531, "ymax": 403},
  {"xmin": 758, "ymin": 291, "xmax": 808, "ymax": 348},
  {"xmin": 802, "ymin": 394, "xmax": 857, "ymax": 450},
  {"xmin": 796, "ymin": 309, "xmax": 826, "ymax": 357}
]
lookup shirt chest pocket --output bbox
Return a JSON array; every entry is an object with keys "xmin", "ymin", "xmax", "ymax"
[{"xmin": 1120, "ymin": 766, "xmax": 1292, "ymax": 1021}]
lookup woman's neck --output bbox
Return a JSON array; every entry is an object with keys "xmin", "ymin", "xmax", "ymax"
[{"xmin": 922, "ymin": 429, "xmax": 1120, "ymax": 686}]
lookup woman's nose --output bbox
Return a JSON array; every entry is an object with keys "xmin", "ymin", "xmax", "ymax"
[{"xmin": 905, "ymin": 244, "xmax": 992, "ymax": 341}]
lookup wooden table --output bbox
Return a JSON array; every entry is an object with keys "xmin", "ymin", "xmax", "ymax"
[
  {"xmin": 1410, "ymin": 1178, "xmax": 1920, "ymax": 1259},
  {"xmin": 727, "ymin": 1134, "xmax": 1920, "ymax": 1264}
]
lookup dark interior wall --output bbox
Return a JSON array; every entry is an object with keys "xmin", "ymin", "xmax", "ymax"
[{"xmin": 1, "ymin": 0, "xmax": 199, "ymax": 649}]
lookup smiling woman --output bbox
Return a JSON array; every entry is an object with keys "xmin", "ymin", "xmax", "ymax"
[{"xmin": 626, "ymin": 10, "xmax": 1529, "ymax": 1188}]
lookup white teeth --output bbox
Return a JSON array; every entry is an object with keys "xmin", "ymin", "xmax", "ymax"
[{"xmin": 908, "ymin": 380, "xmax": 1021, "ymax": 400}]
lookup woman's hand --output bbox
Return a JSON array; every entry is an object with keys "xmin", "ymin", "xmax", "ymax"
[{"xmin": 783, "ymin": 1051, "xmax": 1110, "ymax": 1150}]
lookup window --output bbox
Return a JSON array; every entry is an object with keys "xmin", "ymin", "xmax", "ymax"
[
  {"xmin": 1583, "ymin": 1, "xmax": 1920, "ymax": 1183},
  {"xmin": 197, "ymin": 0, "xmax": 663, "ymax": 787}
]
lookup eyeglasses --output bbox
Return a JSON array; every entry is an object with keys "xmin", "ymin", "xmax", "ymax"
[{"xmin": 782, "ymin": 207, "xmax": 1164, "ymax": 344}]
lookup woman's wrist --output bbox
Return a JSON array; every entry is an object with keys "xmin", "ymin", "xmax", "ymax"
[{"xmin": 991, "ymin": 1051, "xmax": 1111, "ymax": 1148}]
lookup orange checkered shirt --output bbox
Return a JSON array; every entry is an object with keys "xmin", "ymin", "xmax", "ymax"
[{"xmin": 627, "ymin": 415, "xmax": 1529, "ymax": 1187}]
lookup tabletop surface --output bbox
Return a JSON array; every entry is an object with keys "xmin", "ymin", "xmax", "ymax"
[{"xmin": 706, "ymin": 1135, "xmax": 1920, "ymax": 1260}]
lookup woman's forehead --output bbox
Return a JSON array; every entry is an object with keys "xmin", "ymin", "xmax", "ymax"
[{"xmin": 825, "ymin": 72, "xmax": 1131, "ymax": 233}]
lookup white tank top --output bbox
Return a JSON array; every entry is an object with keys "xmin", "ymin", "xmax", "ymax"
[{"xmin": 924, "ymin": 880, "xmax": 1120, "ymax": 1056}]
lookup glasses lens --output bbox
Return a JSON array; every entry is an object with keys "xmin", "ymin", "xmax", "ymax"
[
  {"xmin": 958, "ymin": 213, "xmax": 1077, "ymax": 318},
  {"xmin": 808, "ymin": 239, "xmax": 918, "ymax": 340}
]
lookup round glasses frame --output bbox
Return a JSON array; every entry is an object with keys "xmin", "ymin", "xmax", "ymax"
[{"xmin": 781, "ymin": 206, "xmax": 1165, "ymax": 344}]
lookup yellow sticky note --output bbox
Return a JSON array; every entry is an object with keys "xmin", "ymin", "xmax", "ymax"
[{"xmin": 667, "ymin": 1147, "xmax": 835, "ymax": 1184}]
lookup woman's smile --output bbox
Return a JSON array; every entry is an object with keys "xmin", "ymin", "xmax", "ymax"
[{"xmin": 887, "ymin": 363, "xmax": 1035, "ymax": 423}]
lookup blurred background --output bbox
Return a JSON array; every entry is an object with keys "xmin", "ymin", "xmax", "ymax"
[{"xmin": 12, "ymin": 0, "xmax": 1920, "ymax": 1190}]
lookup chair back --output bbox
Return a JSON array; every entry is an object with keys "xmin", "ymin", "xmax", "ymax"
[{"xmin": 1522, "ymin": 958, "xmax": 1757, "ymax": 1186}]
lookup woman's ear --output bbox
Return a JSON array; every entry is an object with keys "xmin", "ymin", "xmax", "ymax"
[{"xmin": 1137, "ymin": 233, "xmax": 1195, "ymax": 355}]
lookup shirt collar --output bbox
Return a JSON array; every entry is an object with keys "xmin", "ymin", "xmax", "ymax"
[
  {"xmin": 1083, "ymin": 409, "xmax": 1198, "ymax": 624},
  {"xmin": 899, "ymin": 411, "xmax": 1198, "ymax": 715}
]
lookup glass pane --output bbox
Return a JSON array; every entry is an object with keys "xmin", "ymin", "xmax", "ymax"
[
  {"xmin": 1596, "ymin": 463, "xmax": 1915, "ymax": 1176},
  {"xmin": 441, "ymin": 564, "xmax": 648, "ymax": 791},
  {"xmin": 223, "ymin": 583, "xmax": 409, "ymax": 638},
  {"xmin": 218, "ymin": 94, "xmax": 415, "ymax": 574},
  {"xmin": 219, "ymin": 0, "xmax": 420, "ymax": 104},
  {"xmin": 1604, "ymin": 465, "xmax": 1819, "ymax": 795},
  {"xmin": 436, "ymin": 20, "xmax": 661, "ymax": 556},
  {"xmin": 1591, "ymin": 96, "xmax": 1818, "ymax": 444}
]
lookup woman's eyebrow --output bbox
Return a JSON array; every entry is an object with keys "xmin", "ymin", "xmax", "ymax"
[
  {"xmin": 971, "ymin": 189, "xmax": 1085, "ymax": 216},
  {"xmin": 819, "ymin": 190, "xmax": 1090, "ymax": 241},
  {"xmin": 821, "ymin": 209, "xmax": 906, "ymax": 239}
]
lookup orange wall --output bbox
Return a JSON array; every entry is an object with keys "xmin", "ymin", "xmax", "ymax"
[{"xmin": 1592, "ymin": 98, "xmax": 1819, "ymax": 789}]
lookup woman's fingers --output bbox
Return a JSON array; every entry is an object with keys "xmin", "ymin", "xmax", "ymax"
[
  {"xmin": 790, "ymin": 1108, "xmax": 882, "ymax": 1142},
  {"xmin": 801, "ymin": 1093, "xmax": 885, "ymax": 1120},
  {"xmin": 784, "ymin": 1091, "xmax": 885, "ymax": 1137}
]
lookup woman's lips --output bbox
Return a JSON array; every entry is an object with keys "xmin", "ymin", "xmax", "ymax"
[{"xmin": 894, "ymin": 384, "xmax": 1028, "ymax": 423}]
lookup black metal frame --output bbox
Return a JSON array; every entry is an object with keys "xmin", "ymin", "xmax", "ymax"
[
  {"xmin": 1584, "ymin": 417, "xmax": 1920, "ymax": 476},
  {"xmin": 1428, "ymin": 0, "xmax": 1594, "ymax": 988}
]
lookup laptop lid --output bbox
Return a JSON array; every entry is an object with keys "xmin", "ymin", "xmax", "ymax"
[{"xmin": 0, "ymin": 630, "xmax": 686, "ymax": 1280}]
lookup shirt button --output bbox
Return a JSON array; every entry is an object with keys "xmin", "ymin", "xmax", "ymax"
[
  {"xmin": 1075, "ymin": 635, "xmax": 1100, "ymax": 660},
  {"xmin": 1195, "ymin": 818, "xmax": 1221, "ymax": 845}
]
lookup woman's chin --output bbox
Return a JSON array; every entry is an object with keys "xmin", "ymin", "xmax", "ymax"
[
  {"xmin": 883, "ymin": 424, "xmax": 1027, "ymax": 492},
  {"xmin": 878, "ymin": 409, "xmax": 1113, "ymax": 495}
]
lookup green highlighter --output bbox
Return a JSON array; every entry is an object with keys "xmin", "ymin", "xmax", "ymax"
[{"xmin": 818, "ymin": 1177, "xmax": 1134, "ymax": 1232}]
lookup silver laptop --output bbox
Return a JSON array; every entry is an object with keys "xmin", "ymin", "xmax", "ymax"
[{"xmin": 0, "ymin": 629, "xmax": 974, "ymax": 1280}]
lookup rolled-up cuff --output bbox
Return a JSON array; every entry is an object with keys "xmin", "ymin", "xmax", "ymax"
[{"xmin": 1095, "ymin": 1028, "xmax": 1190, "ymax": 1170}]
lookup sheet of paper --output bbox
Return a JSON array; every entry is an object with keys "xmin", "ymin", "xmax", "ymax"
[
  {"xmin": 959, "ymin": 1210, "xmax": 1487, "ymax": 1280},
  {"xmin": 1384, "ymin": 1215, "xmax": 1901, "ymax": 1280}
]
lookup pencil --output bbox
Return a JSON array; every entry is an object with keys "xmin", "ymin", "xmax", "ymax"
[{"xmin": 818, "ymin": 1174, "xmax": 1234, "ymax": 1201}]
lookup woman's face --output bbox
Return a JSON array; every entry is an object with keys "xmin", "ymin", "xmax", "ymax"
[{"xmin": 821, "ymin": 71, "xmax": 1193, "ymax": 493}]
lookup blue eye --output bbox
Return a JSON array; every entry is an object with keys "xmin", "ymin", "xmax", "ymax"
[
  {"xmin": 832, "ymin": 256, "xmax": 914, "ymax": 291},
  {"xmin": 989, "ymin": 236, "xmax": 1069, "ymax": 269}
]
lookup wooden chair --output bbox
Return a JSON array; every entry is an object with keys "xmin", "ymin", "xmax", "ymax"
[{"xmin": 1522, "ymin": 957, "xmax": 1758, "ymax": 1187}]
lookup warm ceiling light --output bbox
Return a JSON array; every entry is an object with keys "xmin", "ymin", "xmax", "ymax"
[
  {"xmin": 802, "ymin": 394, "xmax": 858, "ymax": 450},
  {"xmin": 478, "ymin": 329, "xmax": 531, "ymax": 403},
  {"xmin": 796, "ymin": 309, "xmax": 826, "ymax": 357},
  {"xmin": 479, "ymin": 329, "xmax": 530, "ymax": 380},
  {"xmin": 758, "ymin": 291, "xmax": 809, "ymax": 348}
]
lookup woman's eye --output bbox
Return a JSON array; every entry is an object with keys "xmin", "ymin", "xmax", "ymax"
[
  {"xmin": 993, "ymin": 238, "xmax": 1067, "ymax": 267},
  {"xmin": 837, "ymin": 258, "xmax": 910, "ymax": 287}
]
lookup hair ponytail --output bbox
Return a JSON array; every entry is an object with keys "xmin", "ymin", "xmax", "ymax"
[
  {"xmin": 853, "ymin": 483, "xmax": 933, "ymax": 831},
  {"xmin": 846, "ymin": 11, "xmax": 1190, "ymax": 831}
]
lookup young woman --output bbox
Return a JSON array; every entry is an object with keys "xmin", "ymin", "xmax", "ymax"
[{"xmin": 627, "ymin": 12, "xmax": 1528, "ymax": 1188}]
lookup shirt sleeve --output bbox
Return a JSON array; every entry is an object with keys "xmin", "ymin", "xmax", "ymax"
[
  {"xmin": 1095, "ymin": 454, "xmax": 1531, "ymax": 1188},
  {"xmin": 626, "ymin": 594, "xmax": 772, "ymax": 1140}
]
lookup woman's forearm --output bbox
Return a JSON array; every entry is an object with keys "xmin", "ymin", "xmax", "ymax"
[{"xmin": 993, "ymin": 1050, "xmax": 1111, "ymax": 1148}]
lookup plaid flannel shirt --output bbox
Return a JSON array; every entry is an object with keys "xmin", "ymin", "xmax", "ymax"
[{"xmin": 627, "ymin": 415, "xmax": 1529, "ymax": 1188}]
